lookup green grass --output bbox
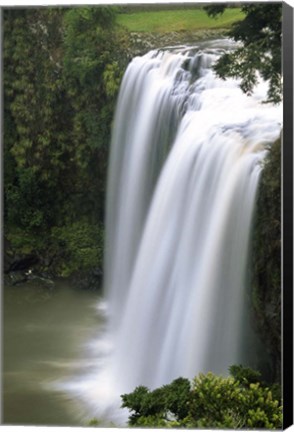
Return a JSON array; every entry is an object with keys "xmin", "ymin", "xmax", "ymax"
[{"xmin": 116, "ymin": 8, "xmax": 244, "ymax": 33}]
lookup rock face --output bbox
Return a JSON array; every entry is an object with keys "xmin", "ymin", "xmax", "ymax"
[
  {"xmin": 69, "ymin": 267, "xmax": 103, "ymax": 291},
  {"xmin": 5, "ymin": 255, "xmax": 39, "ymax": 274},
  {"xmin": 128, "ymin": 29, "xmax": 227, "ymax": 56},
  {"xmin": 251, "ymin": 138, "xmax": 281, "ymax": 383},
  {"xmin": 4, "ymin": 251, "xmax": 102, "ymax": 290}
]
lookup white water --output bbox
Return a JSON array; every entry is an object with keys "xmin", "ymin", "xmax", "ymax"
[{"xmin": 56, "ymin": 39, "xmax": 282, "ymax": 424}]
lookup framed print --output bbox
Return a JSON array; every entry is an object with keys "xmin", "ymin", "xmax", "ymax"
[{"xmin": 2, "ymin": 1, "xmax": 293, "ymax": 429}]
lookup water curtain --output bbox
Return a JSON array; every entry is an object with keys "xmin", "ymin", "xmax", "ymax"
[{"xmin": 104, "ymin": 40, "xmax": 281, "ymax": 394}]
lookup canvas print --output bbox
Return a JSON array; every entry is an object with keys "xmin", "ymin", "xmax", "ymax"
[{"xmin": 3, "ymin": 2, "xmax": 284, "ymax": 429}]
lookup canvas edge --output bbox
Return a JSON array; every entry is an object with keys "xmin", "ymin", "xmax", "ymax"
[{"xmin": 282, "ymin": 1, "xmax": 294, "ymax": 429}]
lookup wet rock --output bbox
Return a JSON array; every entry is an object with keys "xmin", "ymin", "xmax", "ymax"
[
  {"xmin": 5, "ymin": 254, "xmax": 40, "ymax": 274},
  {"xmin": 5, "ymin": 269, "xmax": 55, "ymax": 289},
  {"xmin": 129, "ymin": 29, "xmax": 227, "ymax": 56},
  {"xmin": 70, "ymin": 267, "xmax": 103, "ymax": 291}
]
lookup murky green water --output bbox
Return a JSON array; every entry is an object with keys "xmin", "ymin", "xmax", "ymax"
[{"xmin": 3, "ymin": 279, "xmax": 103, "ymax": 426}]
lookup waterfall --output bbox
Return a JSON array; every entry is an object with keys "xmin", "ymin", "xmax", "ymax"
[
  {"xmin": 104, "ymin": 39, "xmax": 282, "ymax": 395},
  {"xmin": 55, "ymin": 39, "xmax": 282, "ymax": 424}
]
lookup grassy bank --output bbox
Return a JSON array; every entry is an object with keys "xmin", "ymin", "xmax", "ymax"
[{"xmin": 116, "ymin": 8, "xmax": 244, "ymax": 33}]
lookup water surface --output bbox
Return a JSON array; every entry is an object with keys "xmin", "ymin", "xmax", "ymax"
[{"xmin": 3, "ymin": 280, "xmax": 103, "ymax": 426}]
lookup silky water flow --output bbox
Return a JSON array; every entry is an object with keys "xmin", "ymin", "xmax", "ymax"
[{"xmin": 54, "ymin": 39, "xmax": 282, "ymax": 424}]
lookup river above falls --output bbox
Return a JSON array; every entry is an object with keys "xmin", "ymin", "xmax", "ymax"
[{"xmin": 3, "ymin": 280, "xmax": 109, "ymax": 427}]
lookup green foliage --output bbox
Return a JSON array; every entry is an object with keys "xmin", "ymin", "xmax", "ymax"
[
  {"xmin": 121, "ymin": 378, "xmax": 191, "ymax": 427},
  {"xmin": 187, "ymin": 373, "xmax": 243, "ymax": 428},
  {"xmin": 6, "ymin": 227, "xmax": 48, "ymax": 257},
  {"xmin": 121, "ymin": 366, "xmax": 282, "ymax": 429},
  {"xmin": 87, "ymin": 417, "xmax": 117, "ymax": 427},
  {"xmin": 229, "ymin": 364, "xmax": 262, "ymax": 386},
  {"xmin": 5, "ymin": 220, "xmax": 104, "ymax": 277},
  {"xmin": 51, "ymin": 222, "xmax": 104, "ymax": 276},
  {"xmin": 3, "ymin": 7, "xmax": 131, "ymax": 276},
  {"xmin": 88, "ymin": 418, "xmax": 102, "ymax": 426},
  {"xmin": 163, "ymin": 377, "xmax": 191, "ymax": 420},
  {"xmin": 204, "ymin": 4, "xmax": 282, "ymax": 103},
  {"xmin": 5, "ymin": 166, "xmax": 63, "ymax": 236},
  {"xmin": 203, "ymin": 5, "xmax": 227, "ymax": 18},
  {"xmin": 63, "ymin": 6, "xmax": 128, "ymax": 150},
  {"xmin": 4, "ymin": 8, "xmax": 67, "ymax": 238},
  {"xmin": 251, "ymin": 138, "xmax": 281, "ymax": 381}
]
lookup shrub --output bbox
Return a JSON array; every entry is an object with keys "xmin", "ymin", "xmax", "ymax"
[{"xmin": 121, "ymin": 365, "xmax": 282, "ymax": 429}]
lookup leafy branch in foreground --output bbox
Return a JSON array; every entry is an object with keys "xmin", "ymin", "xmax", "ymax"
[
  {"xmin": 121, "ymin": 365, "xmax": 282, "ymax": 429},
  {"xmin": 204, "ymin": 4, "xmax": 282, "ymax": 103}
]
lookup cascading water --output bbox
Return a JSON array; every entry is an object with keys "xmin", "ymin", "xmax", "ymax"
[
  {"xmin": 53, "ymin": 39, "xmax": 282, "ymax": 424},
  {"xmin": 104, "ymin": 39, "xmax": 282, "ymax": 395}
]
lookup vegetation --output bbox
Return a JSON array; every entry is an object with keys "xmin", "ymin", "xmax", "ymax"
[
  {"xmin": 121, "ymin": 365, "xmax": 282, "ymax": 429},
  {"xmin": 116, "ymin": 8, "xmax": 244, "ymax": 33},
  {"xmin": 204, "ymin": 3, "xmax": 282, "ymax": 103},
  {"xmin": 4, "ymin": 7, "xmax": 130, "ymax": 278},
  {"xmin": 251, "ymin": 138, "xmax": 281, "ymax": 382},
  {"xmin": 201, "ymin": 5, "xmax": 282, "ymax": 375},
  {"xmin": 200, "ymin": 0, "xmax": 282, "ymax": 390},
  {"xmin": 4, "ymin": 4, "xmax": 282, "ymax": 428},
  {"xmin": 4, "ymin": 4, "xmax": 281, "ymax": 279}
]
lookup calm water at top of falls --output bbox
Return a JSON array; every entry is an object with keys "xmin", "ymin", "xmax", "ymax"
[{"xmin": 3, "ymin": 39, "xmax": 282, "ymax": 427}]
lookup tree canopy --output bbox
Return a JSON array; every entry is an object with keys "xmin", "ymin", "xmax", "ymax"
[
  {"xmin": 204, "ymin": 3, "xmax": 282, "ymax": 103},
  {"xmin": 4, "ymin": 7, "xmax": 130, "ymax": 276}
]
